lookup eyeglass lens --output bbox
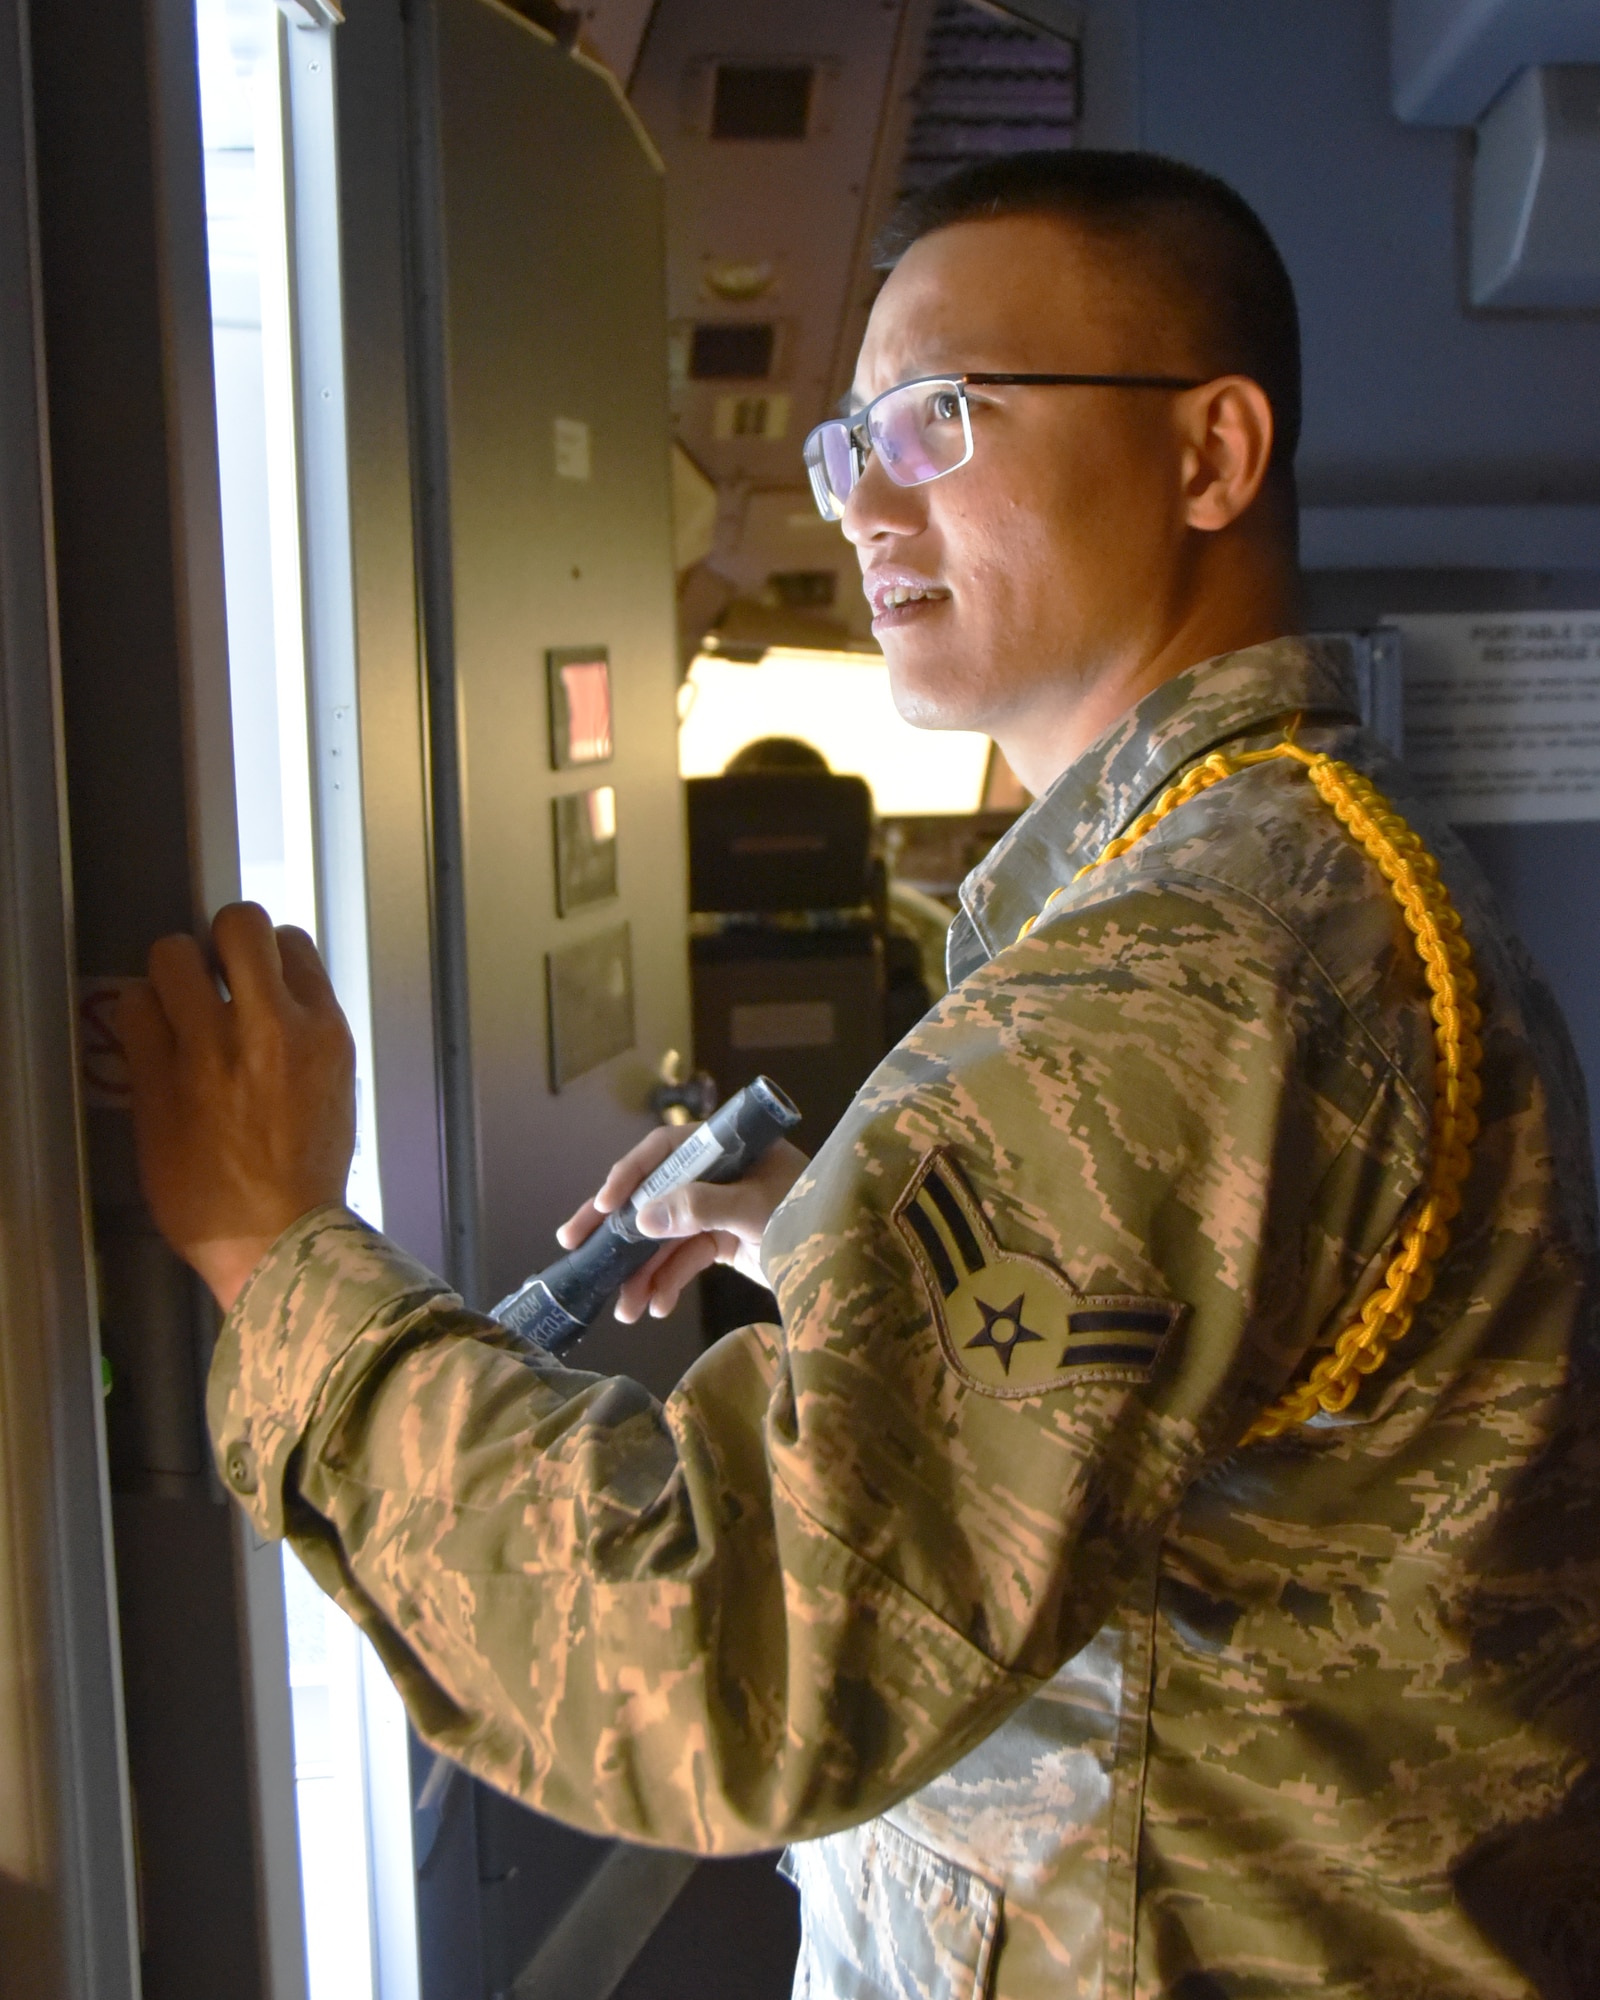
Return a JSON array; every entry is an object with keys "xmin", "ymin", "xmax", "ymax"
[
  {"xmin": 805, "ymin": 379, "xmax": 972, "ymax": 519},
  {"xmin": 818, "ymin": 423, "xmax": 857, "ymax": 512}
]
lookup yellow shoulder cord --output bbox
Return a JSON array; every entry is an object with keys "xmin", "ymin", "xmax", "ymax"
[{"xmin": 1018, "ymin": 740, "xmax": 1483, "ymax": 1443}]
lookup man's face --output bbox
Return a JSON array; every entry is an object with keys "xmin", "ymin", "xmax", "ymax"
[{"xmin": 842, "ymin": 215, "xmax": 1206, "ymax": 742}]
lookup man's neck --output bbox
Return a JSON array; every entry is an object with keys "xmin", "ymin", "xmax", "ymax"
[{"xmin": 997, "ymin": 575, "xmax": 1303, "ymax": 799}]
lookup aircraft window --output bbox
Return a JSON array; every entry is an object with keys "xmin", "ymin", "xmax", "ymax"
[
  {"xmin": 195, "ymin": 5, "xmax": 419, "ymax": 1995},
  {"xmin": 710, "ymin": 61, "xmax": 814, "ymax": 141},
  {"xmin": 678, "ymin": 647, "xmax": 993, "ymax": 815},
  {"xmin": 690, "ymin": 320, "xmax": 777, "ymax": 380},
  {"xmin": 197, "ymin": 0, "xmax": 316, "ymax": 938}
]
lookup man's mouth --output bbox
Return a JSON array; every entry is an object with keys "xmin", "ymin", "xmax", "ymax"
[{"xmin": 864, "ymin": 570, "xmax": 952, "ymax": 626}]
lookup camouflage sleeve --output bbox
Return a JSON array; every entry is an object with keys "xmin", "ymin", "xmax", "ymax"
[
  {"xmin": 208, "ymin": 870, "xmax": 1427, "ymax": 1852},
  {"xmin": 208, "ymin": 1207, "xmax": 1031, "ymax": 1850}
]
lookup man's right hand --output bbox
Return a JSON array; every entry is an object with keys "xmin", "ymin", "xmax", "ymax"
[
  {"xmin": 556, "ymin": 1125, "xmax": 808, "ymax": 1323},
  {"xmin": 119, "ymin": 903, "xmax": 357, "ymax": 1314}
]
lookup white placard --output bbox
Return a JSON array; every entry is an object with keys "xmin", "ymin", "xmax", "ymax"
[
  {"xmin": 1396, "ymin": 612, "xmax": 1600, "ymax": 823},
  {"xmin": 634, "ymin": 1120, "xmax": 725, "ymax": 1204},
  {"xmin": 553, "ymin": 415, "xmax": 591, "ymax": 481}
]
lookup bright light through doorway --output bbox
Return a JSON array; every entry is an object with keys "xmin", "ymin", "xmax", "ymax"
[
  {"xmin": 196, "ymin": 5, "xmax": 419, "ymax": 1997},
  {"xmin": 200, "ymin": 0, "xmax": 316, "ymax": 938},
  {"xmin": 678, "ymin": 649, "xmax": 994, "ymax": 813}
]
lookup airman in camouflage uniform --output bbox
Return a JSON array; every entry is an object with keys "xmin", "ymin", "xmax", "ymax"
[{"xmin": 210, "ymin": 633, "xmax": 1600, "ymax": 1999}]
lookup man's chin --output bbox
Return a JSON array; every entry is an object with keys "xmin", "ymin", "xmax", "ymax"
[{"xmin": 884, "ymin": 649, "xmax": 992, "ymax": 735}]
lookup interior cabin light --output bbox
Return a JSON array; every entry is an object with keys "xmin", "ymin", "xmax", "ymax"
[{"xmin": 702, "ymin": 258, "xmax": 779, "ymax": 302}]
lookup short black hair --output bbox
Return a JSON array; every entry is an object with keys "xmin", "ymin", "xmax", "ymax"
[{"xmin": 875, "ymin": 150, "xmax": 1302, "ymax": 500}]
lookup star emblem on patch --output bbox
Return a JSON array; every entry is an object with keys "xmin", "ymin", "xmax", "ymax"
[
  {"xmin": 966, "ymin": 1293, "xmax": 1045, "ymax": 1374},
  {"xmin": 892, "ymin": 1147, "xmax": 1187, "ymax": 1397}
]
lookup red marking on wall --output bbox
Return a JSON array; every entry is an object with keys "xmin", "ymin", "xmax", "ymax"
[{"xmin": 77, "ymin": 977, "xmax": 135, "ymax": 1110}]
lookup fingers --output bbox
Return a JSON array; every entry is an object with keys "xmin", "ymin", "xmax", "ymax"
[
  {"xmin": 635, "ymin": 1177, "xmax": 770, "ymax": 1248},
  {"xmin": 141, "ymin": 906, "xmax": 290, "ymax": 1052},
  {"xmin": 557, "ymin": 1128, "xmax": 803, "ymax": 1312},
  {"xmin": 595, "ymin": 1126, "xmax": 683, "ymax": 1213},
  {"xmin": 145, "ymin": 933, "xmax": 226, "ymax": 1046},
  {"xmin": 618, "ymin": 1138, "xmax": 807, "ymax": 1316},
  {"xmin": 614, "ymin": 1232, "xmax": 725, "ymax": 1323},
  {"xmin": 210, "ymin": 902, "xmax": 286, "ymax": 1017},
  {"xmin": 113, "ymin": 908, "xmax": 357, "ymax": 1312},
  {"xmin": 646, "ymin": 1233, "xmax": 725, "ymax": 1315},
  {"xmin": 612, "ymin": 1239, "xmax": 679, "ymax": 1322},
  {"xmin": 275, "ymin": 925, "xmax": 338, "ymax": 1011},
  {"xmin": 117, "ymin": 976, "xmax": 175, "ymax": 1075},
  {"xmin": 555, "ymin": 1200, "xmax": 603, "ymax": 1252},
  {"xmin": 556, "ymin": 1125, "xmax": 683, "ymax": 1247}
]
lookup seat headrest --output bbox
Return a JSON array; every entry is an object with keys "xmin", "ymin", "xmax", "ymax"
[{"xmin": 688, "ymin": 772, "xmax": 874, "ymax": 913}]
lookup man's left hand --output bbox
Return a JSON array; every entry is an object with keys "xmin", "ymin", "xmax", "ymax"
[
  {"xmin": 556, "ymin": 1124, "xmax": 807, "ymax": 1323},
  {"xmin": 119, "ymin": 902, "xmax": 357, "ymax": 1313}
]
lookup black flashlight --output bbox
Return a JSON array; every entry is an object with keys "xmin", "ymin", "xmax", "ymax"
[{"xmin": 491, "ymin": 1075, "xmax": 801, "ymax": 1353}]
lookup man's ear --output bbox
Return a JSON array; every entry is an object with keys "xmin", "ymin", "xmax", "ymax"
[{"xmin": 1177, "ymin": 375, "xmax": 1275, "ymax": 533}]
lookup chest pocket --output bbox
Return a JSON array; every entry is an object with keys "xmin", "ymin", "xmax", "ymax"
[{"xmin": 781, "ymin": 1817, "xmax": 1002, "ymax": 2000}]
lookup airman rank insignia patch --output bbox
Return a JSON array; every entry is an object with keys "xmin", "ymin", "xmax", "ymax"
[{"xmin": 892, "ymin": 1147, "xmax": 1185, "ymax": 1398}]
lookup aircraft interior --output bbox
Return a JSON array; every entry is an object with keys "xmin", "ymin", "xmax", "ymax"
[{"xmin": 2, "ymin": 0, "xmax": 1598, "ymax": 1996}]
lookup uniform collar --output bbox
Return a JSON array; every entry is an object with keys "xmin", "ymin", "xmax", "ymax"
[{"xmin": 952, "ymin": 635, "xmax": 1362, "ymax": 971}]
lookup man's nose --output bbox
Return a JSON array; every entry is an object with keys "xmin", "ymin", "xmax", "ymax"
[{"xmin": 840, "ymin": 453, "xmax": 926, "ymax": 547}]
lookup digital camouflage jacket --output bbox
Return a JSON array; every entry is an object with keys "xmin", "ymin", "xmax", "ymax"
[{"xmin": 210, "ymin": 637, "xmax": 1600, "ymax": 1999}]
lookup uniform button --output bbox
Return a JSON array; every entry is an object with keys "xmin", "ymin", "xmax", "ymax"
[{"xmin": 225, "ymin": 1443, "xmax": 258, "ymax": 1494}]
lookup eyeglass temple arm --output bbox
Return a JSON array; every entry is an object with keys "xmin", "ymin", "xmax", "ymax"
[{"xmin": 961, "ymin": 371, "xmax": 1205, "ymax": 389}]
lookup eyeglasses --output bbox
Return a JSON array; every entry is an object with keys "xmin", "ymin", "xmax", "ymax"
[{"xmin": 802, "ymin": 371, "xmax": 1204, "ymax": 522}]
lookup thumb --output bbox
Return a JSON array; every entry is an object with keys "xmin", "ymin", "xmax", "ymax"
[{"xmin": 635, "ymin": 1180, "xmax": 767, "ymax": 1245}]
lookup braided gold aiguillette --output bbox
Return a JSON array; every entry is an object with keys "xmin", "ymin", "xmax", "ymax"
[{"xmin": 1020, "ymin": 739, "xmax": 1481, "ymax": 1441}]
